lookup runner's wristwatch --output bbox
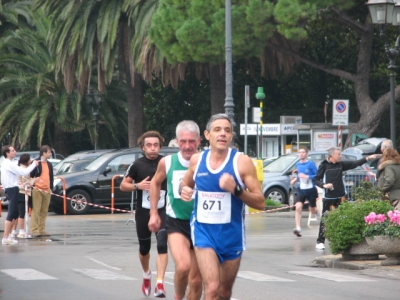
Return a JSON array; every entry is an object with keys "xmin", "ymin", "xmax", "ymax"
[{"xmin": 234, "ymin": 184, "xmax": 243, "ymax": 196}]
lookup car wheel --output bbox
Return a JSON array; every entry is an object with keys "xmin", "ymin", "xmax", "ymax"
[
  {"xmin": 67, "ymin": 189, "xmax": 91, "ymax": 215},
  {"xmin": 264, "ymin": 187, "xmax": 286, "ymax": 204}
]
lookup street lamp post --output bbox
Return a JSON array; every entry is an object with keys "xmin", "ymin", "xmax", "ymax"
[
  {"xmin": 225, "ymin": 0, "xmax": 236, "ymax": 146},
  {"xmin": 367, "ymin": 0, "xmax": 400, "ymax": 143},
  {"xmin": 85, "ymin": 88, "xmax": 104, "ymax": 150}
]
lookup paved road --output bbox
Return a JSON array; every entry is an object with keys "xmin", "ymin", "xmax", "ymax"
[{"xmin": 1, "ymin": 210, "xmax": 399, "ymax": 300}]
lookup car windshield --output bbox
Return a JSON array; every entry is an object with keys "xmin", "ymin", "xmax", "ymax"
[
  {"xmin": 84, "ymin": 152, "xmax": 118, "ymax": 171},
  {"xmin": 264, "ymin": 154, "xmax": 297, "ymax": 173}
]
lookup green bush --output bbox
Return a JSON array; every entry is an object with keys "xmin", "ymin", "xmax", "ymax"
[
  {"xmin": 352, "ymin": 180, "xmax": 384, "ymax": 202},
  {"xmin": 264, "ymin": 198, "xmax": 281, "ymax": 207},
  {"xmin": 324, "ymin": 200, "xmax": 393, "ymax": 254}
]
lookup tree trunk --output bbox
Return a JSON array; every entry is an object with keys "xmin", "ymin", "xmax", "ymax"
[
  {"xmin": 126, "ymin": 72, "xmax": 144, "ymax": 147},
  {"xmin": 209, "ymin": 64, "xmax": 225, "ymax": 115},
  {"xmin": 120, "ymin": 19, "xmax": 144, "ymax": 147},
  {"xmin": 52, "ymin": 126, "xmax": 71, "ymax": 157}
]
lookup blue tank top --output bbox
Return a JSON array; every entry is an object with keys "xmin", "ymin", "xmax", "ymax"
[{"xmin": 191, "ymin": 148, "xmax": 246, "ymax": 252}]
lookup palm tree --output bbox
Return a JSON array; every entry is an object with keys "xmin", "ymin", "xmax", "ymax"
[
  {"xmin": 34, "ymin": 0, "xmax": 147, "ymax": 147},
  {"xmin": 0, "ymin": 9, "xmax": 123, "ymax": 153}
]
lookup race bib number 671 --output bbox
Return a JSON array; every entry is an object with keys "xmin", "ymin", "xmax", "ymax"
[{"xmin": 197, "ymin": 191, "xmax": 231, "ymax": 224}]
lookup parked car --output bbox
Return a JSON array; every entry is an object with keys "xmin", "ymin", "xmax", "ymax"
[
  {"xmin": 263, "ymin": 157, "xmax": 278, "ymax": 168},
  {"xmin": 50, "ymin": 147, "xmax": 179, "ymax": 215},
  {"xmin": 262, "ymin": 151, "xmax": 375, "ymax": 206},
  {"xmin": 53, "ymin": 149, "xmax": 115, "ymax": 175}
]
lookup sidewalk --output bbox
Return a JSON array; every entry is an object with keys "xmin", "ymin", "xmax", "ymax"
[{"xmin": 262, "ymin": 209, "xmax": 400, "ymax": 276}]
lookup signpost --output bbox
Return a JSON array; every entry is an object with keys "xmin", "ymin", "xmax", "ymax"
[
  {"xmin": 332, "ymin": 99, "xmax": 349, "ymax": 149},
  {"xmin": 244, "ymin": 85, "xmax": 250, "ymax": 154}
]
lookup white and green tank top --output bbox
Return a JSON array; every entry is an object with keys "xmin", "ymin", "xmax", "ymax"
[{"xmin": 165, "ymin": 152, "xmax": 194, "ymax": 220}]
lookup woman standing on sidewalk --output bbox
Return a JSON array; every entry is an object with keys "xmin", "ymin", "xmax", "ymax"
[
  {"xmin": 377, "ymin": 148, "xmax": 400, "ymax": 210},
  {"xmin": 14, "ymin": 154, "xmax": 39, "ymax": 238}
]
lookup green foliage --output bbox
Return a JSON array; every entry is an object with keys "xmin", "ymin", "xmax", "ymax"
[
  {"xmin": 352, "ymin": 181, "xmax": 384, "ymax": 202},
  {"xmin": 324, "ymin": 200, "xmax": 393, "ymax": 254},
  {"xmin": 149, "ymin": 0, "xmax": 274, "ymax": 64},
  {"xmin": 265, "ymin": 198, "xmax": 281, "ymax": 207},
  {"xmin": 274, "ymin": 0, "xmax": 360, "ymax": 40}
]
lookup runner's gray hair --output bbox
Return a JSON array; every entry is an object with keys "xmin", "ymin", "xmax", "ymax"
[
  {"xmin": 206, "ymin": 114, "xmax": 232, "ymax": 132},
  {"xmin": 176, "ymin": 120, "xmax": 200, "ymax": 138}
]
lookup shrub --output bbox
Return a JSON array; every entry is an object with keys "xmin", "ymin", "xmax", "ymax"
[
  {"xmin": 324, "ymin": 200, "xmax": 393, "ymax": 254},
  {"xmin": 352, "ymin": 180, "xmax": 384, "ymax": 202},
  {"xmin": 264, "ymin": 198, "xmax": 281, "ymax": 207}
]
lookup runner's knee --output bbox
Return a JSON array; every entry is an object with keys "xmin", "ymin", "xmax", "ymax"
[
  {"xmin": 139, "ymin": 239, "xmax": 151, "ymax": 256},
  {"xmin": 156, "ymin": 230, "xmax": 168, "ymax": 254}
]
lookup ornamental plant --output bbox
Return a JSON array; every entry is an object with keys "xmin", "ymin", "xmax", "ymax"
[
  {"xmin": 363, "ymin": 211, "xmax": 400, "ymax": 240},
  {"xmin": 324, "ymin": 200, "xmax": 393, "ymax": 254}
]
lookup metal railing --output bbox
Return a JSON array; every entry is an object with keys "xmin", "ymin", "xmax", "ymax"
[{"xmin": 344, "ymin": 170, "xmax": 376, "ymax": 201}]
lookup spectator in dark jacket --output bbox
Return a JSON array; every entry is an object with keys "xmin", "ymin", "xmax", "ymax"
[
  {"xmin": 377, "ymin": 148, "xmax": 400, "ymax": 210},
  {"xmin": 313, "ymin": 147, "xmax": 378, "ymax": 250},
  {"xmin": 30, "ymin": 145, "xmax": 54, "ymax": 237}
]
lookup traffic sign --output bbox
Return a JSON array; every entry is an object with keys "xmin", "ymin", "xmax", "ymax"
[{"xmin": 332, "ymin": 99, "xmax": 349, "ymax": 126}]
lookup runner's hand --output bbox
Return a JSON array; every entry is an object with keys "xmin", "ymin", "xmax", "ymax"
[
  {"xmin": 219, "ymin": 173, "xmax": 236, "ymax": 194},
  {"xmin": 139, "ymin": 176, "xmax": 151, "ymax": 191},
  {"xmin": 181, "ymin": 186, "xmax": 194, "ymax": 201},
  {"xmin": 148, "ymin": 213, "xmax": 161, "ymax": 232}
]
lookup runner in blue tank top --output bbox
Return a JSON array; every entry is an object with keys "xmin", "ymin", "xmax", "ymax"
[{"xmin": 180, "ymin": 114, "xmax": 264, "ymax": 300}]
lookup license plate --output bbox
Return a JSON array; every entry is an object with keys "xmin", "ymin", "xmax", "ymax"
[{"xmin": 346, "ymin": 181, "xmax": 354, "ymax": 186}]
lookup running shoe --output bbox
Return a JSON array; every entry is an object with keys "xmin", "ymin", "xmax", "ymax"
[
  {"xmin": 293, "ymin": 228, "xmax": 302, "ymax": 237},
  {"xmin": 142, "ymin": 277, "xmax": 151, "ymax": 296},
  {"xmin": 154, "ymin": 282, "xmax": 166, "ymax": 298},
  {"xmin": 2, "ymin": 237, "xmax": 18, "ymax": 245},
  {"xmin": 316, "ymin": 243, "xmax": 325, "ymax": 250}
]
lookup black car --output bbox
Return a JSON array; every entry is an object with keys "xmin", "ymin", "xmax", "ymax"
[
  {"xmin": 51, "ymin": 147, "xmax": 179, "ymax": 215},
  {"xmin": 53, "ymin": 149, "xmax": 115, "ymax": 175}
]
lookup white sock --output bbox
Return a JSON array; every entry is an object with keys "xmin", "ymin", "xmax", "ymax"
[{"xmin": 143, "ymin": 270, "xmax": 152, "ymax": 279}]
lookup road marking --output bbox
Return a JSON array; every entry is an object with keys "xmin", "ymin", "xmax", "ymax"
[
  {"xmin": 237, "ymin": 271, "xmax": 294, "ymax": 282},
  {"xmin": 74, "ymin": 269, "xmax": 136, "ymax": 280},
  {"xmin": 1, "ymin": 269, "xmax": 58, "ymax": 280},
  {"xmin": 86, "ymin": 256, "xmax": 122, "ymax": 270},
  {"xmin": 288, "ymin": 271, "xmax": 376, "ymax": 282}
]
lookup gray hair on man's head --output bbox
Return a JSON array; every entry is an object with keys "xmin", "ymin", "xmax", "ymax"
[
  {"xmin": 381, "ymin": 139, "xmax": 393, "ymax": 151},
  {"xmin": 327, "ymin": 147, "xmax": 340, "ymax": 157},
  {"xmin": 206, "ymin": 114, "xmax": 232, "ymax": 132},
  {"xmin": 176, "ymin": 120, "xmax": 200, "ymax": 138}
]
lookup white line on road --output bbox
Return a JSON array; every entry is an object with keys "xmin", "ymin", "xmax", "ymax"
[
  {"xmin": 86, "ymin": 256, "xmax": 122, "ymax": 270},
  {"xmin": 237, "ymin": 271, "xmax": 294, "ymax": 282},
  {"xmin": 1, "ymin": 269, "xmax": 58, "ymax": 280},
  {"xmin": 288, "ymin": 271, "xmax": 376, "ymax": 282},
  {"xmin": 74, "ymin": 269, "xmax": 136, "ymax": 280}
]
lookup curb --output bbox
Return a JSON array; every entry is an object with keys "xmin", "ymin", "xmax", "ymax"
[{"xmin": 315, "ymin": 255, "xmax": 400, "ymax": 272}]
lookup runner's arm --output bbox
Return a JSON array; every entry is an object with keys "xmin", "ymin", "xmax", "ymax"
[
  {"xmin": 179, "ymin": 154, "xmax": 199, "ymax": 201},
  {"xmin": 237, "ymin": 155, "xmax": 264, "ymax": 210},
  {"xmin": 149, "ymin": 158, "xmax": 167, "ymax": 214}
]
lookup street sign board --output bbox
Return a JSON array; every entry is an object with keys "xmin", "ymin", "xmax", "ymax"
[
  {"xmin": 332, "ymin": 99, "xmax": 349, "ymax": 126},
  {"xmin": 252, "ymin": 107, "xmax": 260, "ymax": 123},
  {"xmin": 240, "ymin": 124, "xmax": 280, "ymax": 135}
]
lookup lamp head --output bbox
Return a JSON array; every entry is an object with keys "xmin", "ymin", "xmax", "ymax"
[
  {"xmin": 255, "ymin": 87, "xmax": 265, "ymax": 100},
  {"xmin": 366, "ymin": 0, "xmax": 395, "ymax": 24}
]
